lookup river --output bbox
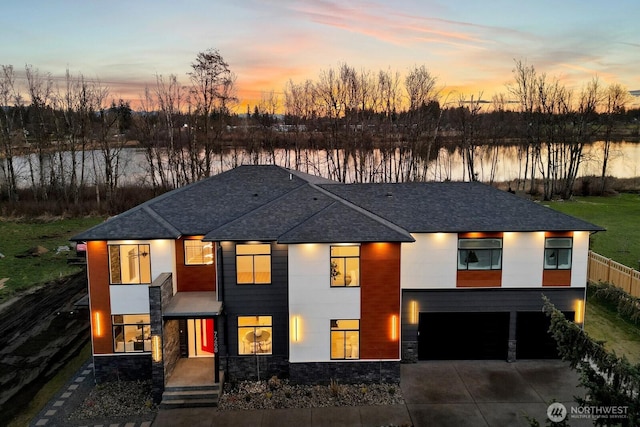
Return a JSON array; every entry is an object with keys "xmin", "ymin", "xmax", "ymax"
[{"xmin": 2, "ymin": 141, "xmax": 639, "ymax": 188}]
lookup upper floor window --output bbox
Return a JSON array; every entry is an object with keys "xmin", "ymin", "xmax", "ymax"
[
  {"xmin": 236, "ymin": 243, "xmax": 271, "ymax": 284},
  {"xmin": 544, "ymin": 237, "xmax": 572, "ymax": 269},
  {"xmin": 330, "ymin": 319, "xmax": 359, "ymax": 359},
  {"xmin": 458, "ymin": 238, "xmax": 502, "ymax": 270},
  {"xmin": 330, "ymin": 245, "xmax": 360, "ymax": 287},
  {"xmin": 184, "ymin": 240, "xmax": 214, "ymax": 265},
  {"xmin": 113, "ymin": 314, "xmax": 150, "ymax": 353},
  {"xmin": 238, "ymin": 315, "xmax": 272, "ymax": 355},
  {"xmin": 109, "ymin": 244, "xmax": 151, "ymax": 284}
]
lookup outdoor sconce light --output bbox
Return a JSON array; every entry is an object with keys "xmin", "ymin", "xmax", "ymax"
[
  {"xmin": 391, "ymin": 315, "xmax": 398, "ymax": 341},
  {"xmin": 152, "ymin": 335, "xmax": 162, "ymax": 362},
  {"xmin": 409, "ymin": 301, "xmax": 419, "ymax": 325},
  {"xmin": 93, "ymin": 311, "xmax": 103, "ymax": 338},
  {"xmin": 292, "ymin": 316, "xmax": 302, "ymax": 342},
  {"xmin": 574, "ymin": 300, "xmax": 584, "ymax": 325}
]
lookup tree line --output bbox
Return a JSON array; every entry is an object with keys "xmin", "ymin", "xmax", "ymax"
[{"xmin": 1, "ymin": 51, "xmax": 638, "ymax": 211}]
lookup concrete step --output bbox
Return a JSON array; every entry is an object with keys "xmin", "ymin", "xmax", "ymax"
[
  {"xmin": 159, "ymin": 397, "xmax": 219, "ymax": 409},
  {"xmin": 164, "ymin": 384, "xmax": 220, "ymax": 392},
  {"xmin": 162, "ymin": 389, "xmax": 218, "ymax": 401},
  {"xmin": 160, "ymin": 384, "xmax": 221, "ymax": 409}
]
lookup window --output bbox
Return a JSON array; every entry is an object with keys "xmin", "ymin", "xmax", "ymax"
[
  {"xmin": 331, "ymin": 319, "xmax": 359, "ymax": 359},
  {"xmin": 544, "ymin": 237, "xmax": 572, "ymax": 269},
  {"xmin": 113, "ymin": 314, "xmax": 151, "ymax": 353},
  {"xmin": 109, "ymin": 244, "xmax": 151, "ymax": 284},
  {"xmin": 458, "ymin": 238, "xmax": 502, "ymax": 270},
  {"xmin": 330, "ymin": 245, "xmax": 360, "ymax": 287},
  {"xmin": 238, "ymin": 316, "xmax": 272, "ymax": 355},
  {"xmin": 184, "ymin": 240, "xmax": 214, "ymax": 265},
  {"xmin": 236, "ymin": 244, "xmax": 271, "ymax": 284}
]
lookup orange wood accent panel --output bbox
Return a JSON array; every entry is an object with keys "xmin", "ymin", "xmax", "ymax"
[
  {"xmin": 175, "ymin": 237, "xmax": 216, "ymax": 292},
  {"xmin": 543, "ymin": 270, "xmax": 572, "ymax": 286},
  {"xmin": 359, "ymin": 242, "xmax": 401, "ymax": 360},
  {"xmin": 87, "ymin": 241, "xmax": 113, "ymax": 354},
  {"xmin": 458, "ymin": 232, "xmax": 503, "ymax": 239},
  {"xmin": 457, "ymin": 270, "xmax": 502, "ymax": 287},
  {"xmin": 545, "ymin": 231, "xmax": 574, "ymax": 238}
]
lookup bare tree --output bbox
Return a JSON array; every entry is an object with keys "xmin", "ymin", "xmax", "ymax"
[
  {"xmin": 600, "ymin": 83, "xmax": 631, "ymax": 193},
  {"xmin": 0, "ymin": 65, "xmax": 23, "ymax": 201},
  {"xmin": 187, "ymin": 48, "xmax": 236, "ymax": 178}
]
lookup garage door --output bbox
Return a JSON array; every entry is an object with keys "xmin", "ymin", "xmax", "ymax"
[
  {"xmin": 516, "ymin": 311, "xmax": 575, "ymax": 359},
  {"xmin": 418, "ymin": 312, "xmax": 510, "ymax": 360}
]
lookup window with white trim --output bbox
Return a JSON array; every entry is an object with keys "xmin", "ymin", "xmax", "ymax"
[
  {"xmin": 238, "ymin": 315, "xmax": 272, "ymax": 355},
  {"xmin": 330, "ymin": 245, "xmax": 360, "ymax": 287}
]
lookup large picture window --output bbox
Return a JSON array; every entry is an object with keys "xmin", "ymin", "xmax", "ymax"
[
  {"xmin": 238, "ymin": 316, "xmax": 272, "ymax": 355},
  {"xmin": 330, "ymin": 245, "xmax": 360, "ymax": 287},
  {"xmin": 544, "ymin": 237, "xmax": 572, "ymax": 269},
  {"xmin": 458, "ymin": 238, "xmax": 502, "ymax": 270},
  {"xmin": 184, "ymin": 240, "xmax": 214, "ymax": 265},
  {"xmin": 236, "ymin": 244, "xmax": 271, "ymax": 284},
  {"xmin": 109, "ymin": 244, "xmax": 151, "ymax": 284},
  {"xmin": 330, "ymin": 319, "xmax": 359, "ymax": 359},
  {"xmin": 113, "ymin": 314, "xmax": 151, "ymax": 353}
]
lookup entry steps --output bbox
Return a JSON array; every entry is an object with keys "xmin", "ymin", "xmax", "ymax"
[{"xmin": 160, "ymin": 383, "xmax": 221, "ymax": 409}]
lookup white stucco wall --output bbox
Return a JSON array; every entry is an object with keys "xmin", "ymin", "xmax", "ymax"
[
  {"xmin": 502, "ymin": 232, "xmax": 545, "ymax": 287},
  {"xmin": 110, "ymin": 285, "xmax": 150, "ymax": 314},
  {"xmin": 571, "ymin": 231, "xmax": 590, "ymax": 287},
  {"xmin": 400, "ymin": 232, "xmax": 589, "ymax": 289},
  {"xmin": 288, "ymin": 243, "xmax": 360, "ymax": 363},
  {"xmin": 400, "ymin": 233, "xmax": 457, "ymax": 289}
]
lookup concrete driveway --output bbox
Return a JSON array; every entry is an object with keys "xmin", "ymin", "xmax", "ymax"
[
  {"xmin": 402, "ymin": 360, "xmax": 590, "ymax": 427},
  {"xmin": 153, "ymin": 360, "xmax": 589, "ymax": 427}
]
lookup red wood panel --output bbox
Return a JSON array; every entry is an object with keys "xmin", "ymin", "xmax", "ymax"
[
  {"xmin": 360, "ymin": 242, "xmax": 401, "ymax": 360},
  {"xmin": 543, "ymin": 270, "xmax": 572, "ymax": 286},
  {"xmin": 457, "ymin": 270, "xmax": 502, "ymax": 287},
  {"xmin": 545, "ymin": 231, "xmax": 574, "ymax": 238},
  {"xmin": 175, "ymin": 237, "xmax": 216, "ymax": 292},
  {"xmin": 87, "ymin": 241, "xmax": 113, "ymax": 354}
]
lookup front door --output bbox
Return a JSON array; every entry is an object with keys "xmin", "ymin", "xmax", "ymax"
[{"xmin": 186, "ymin": 318, "xmax": 215, "ymax": 357}]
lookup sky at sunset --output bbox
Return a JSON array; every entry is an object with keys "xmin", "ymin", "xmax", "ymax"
[{"xmin": 2, "ymin": 0, "xmax": 639, "ymax": 111}]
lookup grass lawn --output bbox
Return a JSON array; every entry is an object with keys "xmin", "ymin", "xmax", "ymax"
[
  {"xmin": 545, "ymin": 193, "xmax": 640, "ymax": 269},
  {"xmin": 584, "ymin": 299, "xmax": 640, "ymax": 365},
  {"xmin": 0, "ymin": 216, "xmax": 103, "ymax": 300}
]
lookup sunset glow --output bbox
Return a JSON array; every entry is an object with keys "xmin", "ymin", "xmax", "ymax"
[{"xmin": 1, "ymin": 1, "xmax": 638, "ymax": 111}]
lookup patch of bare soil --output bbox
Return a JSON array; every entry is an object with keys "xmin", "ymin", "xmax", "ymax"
[{"xmin": 0, "ymin": 272, "xmax": 90, "ymax": 425}]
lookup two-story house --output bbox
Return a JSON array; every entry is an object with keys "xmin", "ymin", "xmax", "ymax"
[{"xmin": 71, "ymin": 165, "xmax": 602, "ymax": 403}]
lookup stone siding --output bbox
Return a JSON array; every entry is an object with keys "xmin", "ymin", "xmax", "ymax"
[
  {"xmin": 93, "ymin": 354, "xmax": 152, "ymax": 383},
  {"xmin": 221, "ymin": 355, "xmax": 289, "ymax": 383},
  {"xmin": 401, "ymin": 341, "xmax": 418, "ymax": 363},
  {"xmin": 290, "ymin": 361, "xmax": 400, "ymax": 385}
]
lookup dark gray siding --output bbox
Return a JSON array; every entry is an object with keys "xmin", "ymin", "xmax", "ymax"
[
  {"xmin": 220, "ymin": 241, "xmax": 289, "ymax": 359},
  {"xmin": 401, "ymin": 287, "xmax": 585, "ymax": 361}
]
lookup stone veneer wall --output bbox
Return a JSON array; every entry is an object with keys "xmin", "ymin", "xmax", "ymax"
[
  {"xmin": 93, "ymin": 354, "xmax": 152, "ymax": 382},
  {"xmin": 290, "ymin": 361, "xmax": 400, "ymax": 385},
  {"xmin": 163, "ymin": 320, "xmax": 180, "ymax": 381},
  {"xmin": 149, "ymin": 272, "xmax": 173, "ymax": 402},
  {"xmin": 401, "ymin": 341, "xmax": 418, "ymax": 363},
  {"xmin": 222, "ymin": 355, "xmax": 289, "ymax": 383}
]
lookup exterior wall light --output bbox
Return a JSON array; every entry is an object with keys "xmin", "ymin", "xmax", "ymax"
[{"xmin": 152, "ymin": 335, "xmax": 162, "ymax": 362}]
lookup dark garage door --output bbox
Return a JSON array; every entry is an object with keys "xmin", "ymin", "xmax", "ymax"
[
  {"xmin": 418, "ymin": 312, "xmax": 510, "ymax": 360},
  {"xmin": 516, "ymin": 311, "xmax": 575, "ymax": 359}
]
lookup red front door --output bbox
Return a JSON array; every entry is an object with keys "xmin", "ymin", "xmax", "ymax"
[{"xmin": 200, "ymin": 318, "xmax": 214, "ymax": 353}]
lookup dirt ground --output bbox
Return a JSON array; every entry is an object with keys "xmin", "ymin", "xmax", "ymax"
[{"xmin": 0, "ymin": 272, "xmax": 90, "ymax": 425}]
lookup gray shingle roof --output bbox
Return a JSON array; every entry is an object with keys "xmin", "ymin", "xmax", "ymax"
[
  {"xmin": 72, "ymin": 165, "xmax": 604, "ymax": 243},
  {"xmin": 319, "ymin": 182, "xmax": 604, "ymax": 233}
]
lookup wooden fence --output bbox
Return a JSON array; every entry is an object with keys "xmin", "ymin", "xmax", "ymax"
[{"xmin": 588, "ymin": 251, "xmax": 640, "ymax": 297}]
